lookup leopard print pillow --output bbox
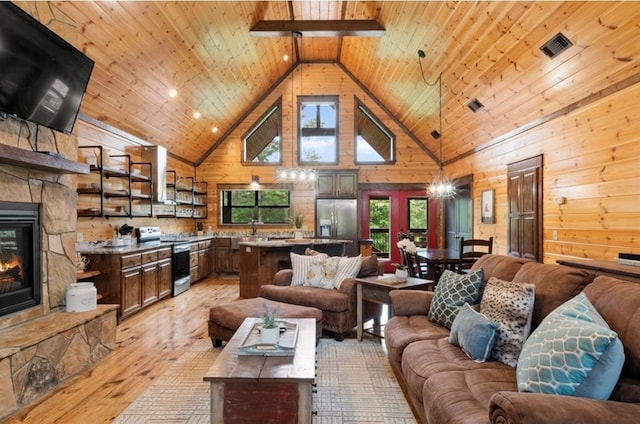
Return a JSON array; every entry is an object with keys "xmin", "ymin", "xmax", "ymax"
[{"xmin": 480, "ymin": 277, "xmax": 535, "ymax": 367}]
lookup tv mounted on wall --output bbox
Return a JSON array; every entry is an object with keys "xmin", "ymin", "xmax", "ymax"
[{"xmin": 0, "ymin": 2, "xmax": 94, "ymax": 135}]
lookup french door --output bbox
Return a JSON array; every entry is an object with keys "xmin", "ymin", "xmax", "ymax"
[{"xmin": 361, "ymin": 189, "xmax": 435, "ymax": 272}]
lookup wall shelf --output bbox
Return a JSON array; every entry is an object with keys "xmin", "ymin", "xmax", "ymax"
[{"xmin": 0, "ymin": 143, "xmax": 89, "ymax": 174}]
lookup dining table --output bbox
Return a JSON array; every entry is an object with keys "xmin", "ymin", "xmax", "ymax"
[{"xmin": 416, "ymin": 247, "xmax": 461, "ymax": 281}]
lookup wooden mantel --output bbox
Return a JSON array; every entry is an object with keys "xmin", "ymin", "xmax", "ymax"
[{"xmin": 0, "ymin": 143, "xmax": 89, "ymax": 174}]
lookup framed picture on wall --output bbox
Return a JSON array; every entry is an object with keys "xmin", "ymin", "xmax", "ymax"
[{"xmin": 481, "ymin": 189, "xmax": 495, "ymax": 224}]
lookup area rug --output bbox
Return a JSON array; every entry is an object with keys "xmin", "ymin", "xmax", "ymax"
[{"xmin": 113, "ymin": 337, "xmax": 416, "ymax": 424}]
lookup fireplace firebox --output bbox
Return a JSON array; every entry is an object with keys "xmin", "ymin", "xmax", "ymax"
[{"xmin": 0, "ymin": 202, "xmax": 40, "ymax": 317}]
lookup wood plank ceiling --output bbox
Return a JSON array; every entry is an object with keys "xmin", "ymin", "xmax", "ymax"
[{"xmin": 19, "ymin": 1, "xmax": 640, "ymax": 166}]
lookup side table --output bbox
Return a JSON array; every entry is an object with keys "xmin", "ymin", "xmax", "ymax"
[{"xmin": 355, "ymin": 275, "xmax": 433, "ymax": 341}]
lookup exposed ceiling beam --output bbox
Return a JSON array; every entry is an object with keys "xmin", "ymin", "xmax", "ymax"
[{"xmin": 250, "ymin": 20, "xmax": 385, "ymax": 37}]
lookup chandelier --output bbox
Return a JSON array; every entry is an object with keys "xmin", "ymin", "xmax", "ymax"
[
  {"xmin": 276, "ymin": 31, "xmax": 316, "ymax": 183},
  {"xmin": 419, "ymin": 50, "xmax": 455, "ymax": 199}
]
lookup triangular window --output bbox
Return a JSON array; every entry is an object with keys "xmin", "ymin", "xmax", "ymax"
[
  {"xmin": 242, "ymin": 99, "xmax": 282, "ymax": 164},
  {"xmin": 355, "ymin": 99, "xmax": 395, "ymax": 164}
]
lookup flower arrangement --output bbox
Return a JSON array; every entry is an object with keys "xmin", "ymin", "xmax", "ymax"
[
  {"xmin": 261, "ymin": 301, "xmax": 280, "ymax": 329},
  {"xmin": 397, "ymin": 238, "xmax": 418, "ymax": 254}
]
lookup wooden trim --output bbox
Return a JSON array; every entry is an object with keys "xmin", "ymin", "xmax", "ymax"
[{"xmin": 250, "ymin": 20, "xmax": 385, "ymax": 37}]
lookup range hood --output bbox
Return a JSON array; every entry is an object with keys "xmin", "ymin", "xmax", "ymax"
[{"xmin": 141, "ymin": 145, "xmax": 168, "ymax": 203}]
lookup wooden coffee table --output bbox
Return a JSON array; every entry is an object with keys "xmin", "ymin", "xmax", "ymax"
[
  {"xmin": 203, "ymin": 317, "xmax": 316, "ymax": 424},
  {"xmin": 356, "ymin": 274, "xmax": 433, "ymax": 341}
]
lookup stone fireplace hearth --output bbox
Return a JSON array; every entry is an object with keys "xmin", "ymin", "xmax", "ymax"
[{"xmin": 0, "ymin": 119, "xmax": 117, "ymax": 420}]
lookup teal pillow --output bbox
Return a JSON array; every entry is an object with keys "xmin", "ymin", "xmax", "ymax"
[
  {"xmin": 428, "ymin": 269, "xmax": 484, "ymax": 329},
  {"xmin": 448, "ymin": 303, "xmax": 499, "ymax": 362},
  {"xmin": 517, "ymin": 293, "xmax": 625, "ymax": 399}
]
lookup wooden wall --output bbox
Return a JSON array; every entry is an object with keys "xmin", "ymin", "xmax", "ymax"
[
  {"xmin": 196, "ymin": 63, "xmax": 440, "ymax": 234},
  {"xmin": 452, "ymin": 81, "xmax": 640, "ymax": 263},
  {"xmin": 75, "ymin": 120, "xmax": 196, "ymax": 241}
]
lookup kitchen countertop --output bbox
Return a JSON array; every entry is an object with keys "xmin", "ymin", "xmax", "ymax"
[
  {"xmin": 238, "ymin": 239, "xmax": 352, "ymax": 248},
  {"xmin": 77, "ymin": 235, "xmax": 216, "ymax": 255}
]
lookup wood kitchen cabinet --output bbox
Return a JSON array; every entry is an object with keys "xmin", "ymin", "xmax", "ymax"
[
  {"xmin": 214, "ymin": 238, "xmax": 234, "ymax": 274},
  {"xmin": 315, "ymin": 170, "xmax": 358, "ymax": 198},
  {"xmin": 197, "ymin": 240, "xmax": 212, "ymax": 280},
  {"xmin": 85, "ymin": 245, "xmax": 173, "ymax": 320}
]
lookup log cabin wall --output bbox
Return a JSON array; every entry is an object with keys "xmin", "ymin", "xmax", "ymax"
[
  {"xmin": 196, "ymin": 63, "xmax": 440, "ymax": 235},
  {"xmin": 75, "ymin": 120, "xmax": 197, "ymax": 241},
  {"xmin": 448, "ymin": 81, "xmax": 640, "ymax": 263}
]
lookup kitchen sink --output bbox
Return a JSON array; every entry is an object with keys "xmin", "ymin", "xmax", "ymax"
[{"xmin": 231, "ymin": 236, "xmax": 269, "ymax": 249}]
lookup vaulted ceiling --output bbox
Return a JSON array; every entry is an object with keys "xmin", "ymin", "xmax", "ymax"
[{"xmin": 20, "ymin": 1, "xmax": 640, "ymax": 166}]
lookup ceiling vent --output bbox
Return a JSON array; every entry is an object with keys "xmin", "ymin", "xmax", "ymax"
[
  {"xmin": 467, "ymin": 98, "xmax": 484, "ymax": 113},
  {"xmin": 430, "ymin": 129, "xmax": 440, "ymax": 139},
  {"xmin": 540, "ymin": 32, "xmax": 573, "ymax": 58}
]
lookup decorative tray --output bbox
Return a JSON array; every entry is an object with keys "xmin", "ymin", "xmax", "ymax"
[
  {"xmin": 238, "ymin": 321, "xmax": 298, "ymax": 356},
  {"xmin": 375, "ymin": 275, "xmax": 407, "ymax": 284}
]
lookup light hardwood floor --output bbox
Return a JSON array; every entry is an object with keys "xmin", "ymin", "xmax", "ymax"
[{"xmin": 3, "ymin": 277, "xmax": 240, "ymax": 424}]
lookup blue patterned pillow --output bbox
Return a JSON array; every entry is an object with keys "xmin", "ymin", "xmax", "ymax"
[
  {"xmin": 428, "ymin": 269, "xmax": 484, "ymax": 329},
  {"xmin": 449, "ymin": 303, "xmax": 499, "ymax": 362},
  {"xmin": 517, "ymin": 293, "xmax": 625, "ymax": 399}
]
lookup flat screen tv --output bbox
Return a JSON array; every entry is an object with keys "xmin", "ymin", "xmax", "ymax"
[{"xmin": 0, "ymin": 2, "xmax": 94, "ymax": 135}]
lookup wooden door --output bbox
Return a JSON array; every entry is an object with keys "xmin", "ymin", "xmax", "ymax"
[
  {"xmin": 508, "ymin": 155, "xmax": 542, "ymax": 261},
  {"xmin": 444, "ymin": 177, "xmax": 472, "ymax": 249}
]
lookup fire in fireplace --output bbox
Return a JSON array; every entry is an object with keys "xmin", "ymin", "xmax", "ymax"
[{"xmin": 0, "ymin": 202, "xmax": 40, "ymax": 317}]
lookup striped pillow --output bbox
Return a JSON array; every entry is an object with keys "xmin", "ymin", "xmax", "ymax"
[
  {"xmin": 291, "ymin": 252, "xmax": 328, "ymax": 286},
  {"xmin": 333, "ymin": 255, "xmax": 362, "ymax": 289}
]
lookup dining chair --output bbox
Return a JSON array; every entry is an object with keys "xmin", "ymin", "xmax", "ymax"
[
  {"xmin": 457, "ymin": 237, "xmax": 493, "ymax": 273},
  {"xmin": 403, "ymin": 249, "xmax": 427, "ymax": 279}
]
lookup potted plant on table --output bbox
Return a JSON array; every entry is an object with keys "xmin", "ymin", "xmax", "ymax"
[
  {"xmin": 394, "ymin": 239, "xmax": 418, "ymax": 279},
  {"xmin": 291, "ymin": 213, "xmax": 304, "ymax": 239},
  {"xmin": 260, "ymin": 302, "xmax": 280, "ymax": 344}
]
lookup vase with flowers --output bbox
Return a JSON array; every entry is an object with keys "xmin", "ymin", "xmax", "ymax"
[{"xmin": 260, "ymin": 301, "xmax": 280, "ymax": 344}]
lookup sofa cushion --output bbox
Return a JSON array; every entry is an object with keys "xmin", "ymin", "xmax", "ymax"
[
  {"xmin": 303, "ymin": 255, "xmax": 341, "ymax": 289},
  {"xmin": 384, "ymin": 315, "xmax": 450, "ymax": 368},
  {"xmin": 428, "ymin": 269, "xmax": 484, "ymax": 329},
  {"xmin": 449, "ymin": 303, "xmax": 499, "ymax": 363},
  {"xmin": 358, "ymin": 254, "xmax": 379, "ymax": 277},
  {"xmin": 333, "ymin": 255, "xmax": 362, "ymax": 289},
  {"xmin": 517, "ymin": 292, "xmax": 624, "ymax": 399},
  {"xmin": 470, "ymin": 254, "xmax": 527, "ymax": 283},
  {"xmin": 512, "ymin": 261, "xmax": 594, "ymax": 329},
  {"xmin": 480, "ymin": 277, "xmax": 535, "ymax": 367},
  {"xmin": 259, "ymin": 285, "xmax": 350, "ymax": 312},
  {"xmin": 291, "ymin": 252, "xmax": 328, "ymax": 286}
]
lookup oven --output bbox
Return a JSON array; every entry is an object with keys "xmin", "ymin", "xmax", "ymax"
[{"xmin": 171, "ymin": 242, "xmax": 191, "ymax": 296}]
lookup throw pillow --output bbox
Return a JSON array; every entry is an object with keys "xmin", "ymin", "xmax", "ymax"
[
  {"xmin": 332, "ymin": 255, "xmax": 362, "ymax": 289},
  {"xmin": 448, "ymin": 303, "xmax": 499, "ymax": 362},
  {"xmin": 517, "ymin": 292, "xmax": 625, "ymax": 399},
  {"xmin": 480, "ymin": 277, "xmax": 535, "ymax": 367},
  {"xmin": 291, "ymin": 252, "xmax": 328, "ymax": 286},
  {"xmin": 304, "ymin": 256, "xmax": 341, "ymax": 289},
  {"xmin": 428, "ymin": 268, "xmax": 484, "ymax": 329}
]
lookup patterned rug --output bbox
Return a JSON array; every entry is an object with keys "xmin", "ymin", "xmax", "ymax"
[{"xmin": 113, "ymin": 337, "xmax": 416, "ymax": 424}]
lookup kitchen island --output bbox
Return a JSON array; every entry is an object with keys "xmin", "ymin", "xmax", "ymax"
[{"xmin": 238, "ymin": 239, "xmax": 352, "ymax": 298}]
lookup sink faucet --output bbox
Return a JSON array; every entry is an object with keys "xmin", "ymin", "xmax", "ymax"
[{"xmin": 249, "ymin": 219, "xmax": 257, "ymax": 236}]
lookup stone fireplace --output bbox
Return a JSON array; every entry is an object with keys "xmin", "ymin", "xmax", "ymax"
[{"xmin": 0, "ymin": 119, "xmax": 117, "ymax": 420}]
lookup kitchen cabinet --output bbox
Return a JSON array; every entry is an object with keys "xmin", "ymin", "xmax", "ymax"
[
  {"xmin": 214, "ymin": 238, "xmax": 233, "ymax": 274},
  {"xmin": 315, "ymin": 170, "xmax": 358, "ymax": 198},
  {"xmin": 85, "ymin": 245, "xmax": 172, "ymax": 320},
  {"xmin": 190, "ymin": 243, "xmax": 199, "ymax": 282},
  {"xmin": 77, "ymin": 146, "xmax": 153, "ymax": 218},
  {"xmin": 197, "ymin": 240, "xmax": 213, "ymax": 281}
]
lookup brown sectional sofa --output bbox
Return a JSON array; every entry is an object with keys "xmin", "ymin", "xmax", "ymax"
[
  {"xmin": 259, "ymin": 254, "xmax": 383, "ymax": 340},
  {"xmin": 385, "ymin": 254, "xmax": 640, "ymax": 423}
]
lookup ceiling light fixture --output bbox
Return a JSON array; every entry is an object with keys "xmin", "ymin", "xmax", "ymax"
[
  {"xmin": 168, "ymin": 88, "xmax": 177, "ymax": 98},
  {"xmin": 193, "ymin": 111, "xmax": 201, "ymax": 119},
  {"xmin": 277, "ymin": 31, "xmax": 315, "ymax": 184},
  {"xmin": 418, "ymin": 50, "xmax": 455, "ymax": 199}
]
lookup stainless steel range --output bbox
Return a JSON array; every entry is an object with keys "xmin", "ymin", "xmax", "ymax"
[{"xmin": 136, "ymin": 226, "xmax": 191, "ymax": 296}]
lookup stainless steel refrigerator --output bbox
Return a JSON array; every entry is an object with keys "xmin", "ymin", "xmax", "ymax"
[{"xmin": 315, "ymin": 199, "xmax": 359, "ymax": 256}]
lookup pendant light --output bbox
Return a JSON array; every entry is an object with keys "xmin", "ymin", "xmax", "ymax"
[
  {"xmin": 277, "ymin": 31, "xmax": 316, "ymax": 183},
  {"xmin": 419, "ymin": 50, "xmax": 455, "ymax": 199}
]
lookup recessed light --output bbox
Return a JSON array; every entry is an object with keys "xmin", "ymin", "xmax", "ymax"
[
  {"xmin": 283, "ymin": 54, "xmax": 289, "ymax": 62},
  {"xmin": 212, "ymin": 127, "xmax": 218, "ymax": 133},
  {"xmin": 193, "ymin": 111, "xmax": 201, "ymax": 119},
  {"xmin": 168, "ymin": 88, "xmax": 177, "ymax": 98}
]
